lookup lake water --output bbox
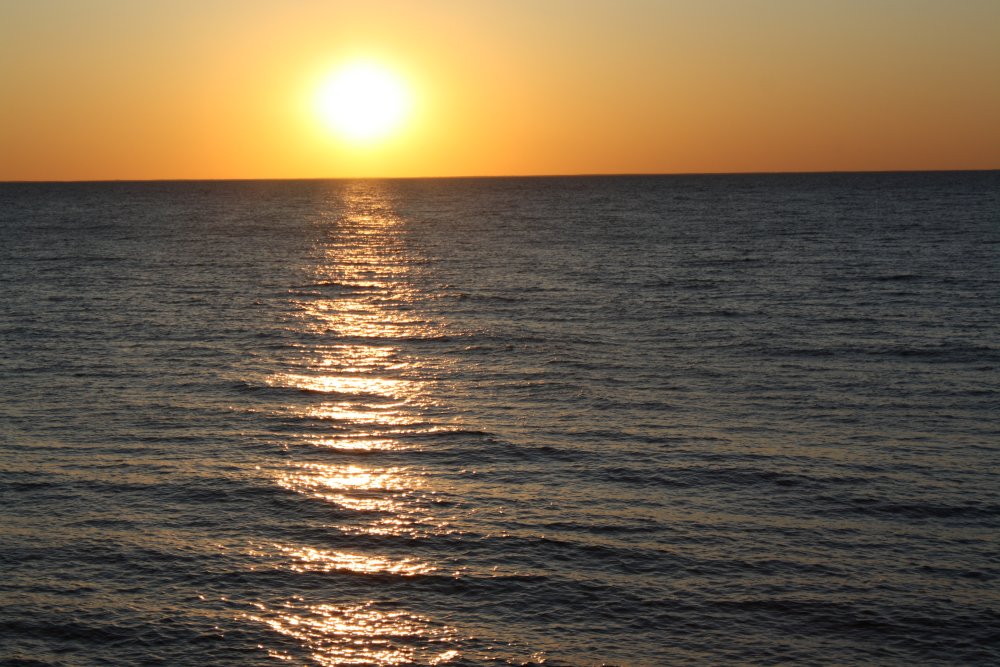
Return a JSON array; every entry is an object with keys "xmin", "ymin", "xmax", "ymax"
[{"xmin": 1, "ymin": 172, "xmax": 998, "ymax": 665}]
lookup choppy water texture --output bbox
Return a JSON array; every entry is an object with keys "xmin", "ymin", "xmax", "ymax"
[{"xmin": 2, "ymin": 173, "xmax": 999, "ymax": 666}]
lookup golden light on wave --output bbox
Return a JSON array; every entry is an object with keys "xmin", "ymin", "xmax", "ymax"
[
  {"xmin": 280, "ymin": 461, "xmax": 407, "ymax": 488},
  {"xmin": 309, "ymin": 344, "xmax": 403, "ymax": 373},
  {"xmin": 249, "ymin": 601, "xmax": 459, "ymax": 667},
  {"xmin": 301, "ymin": 402, "xmax": 416, "ymax": 428},
  {"xmin": 252, "ymin": 543, "xmax": 436, "ymax": 577},
  {"xmin": 306, "ymin": 436, "xmax": 403, "ymax": 452},
  {"xmin": 276, "ymin": 462, "xmax": 411, "ymax": 512},
  {"xmin": 295, "ymin": 297, "xmax": 434, "ymax": 339},
  {"xmin": 273, "ymin": 462, "xmax": 449, "ymax": 537},
  {"xmin": 316, "ymin": 61, "xmax": 412, "ymax": 144},
  {"xmin": 270, "ymin": 372, "xmax": 416, "ymax": 399}
]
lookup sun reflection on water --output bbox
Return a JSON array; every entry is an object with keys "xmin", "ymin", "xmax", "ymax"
[
  {"xmin": 251, "ymin": 182, "xmax": 460, "ymax": 663},
  {"xmin": 250, "ymin": 543, "xmax": 436, "ymax": 577},
  {"xmin": 269, "ymin": 373, "xmax": 417, "ymax": 398},
  {"xmin": 273, "ymin": 461, "xmax": 447, "ymax": 534},
  {"xmin": 287, "ymin": 343, "xmax": 405, "ymax": 373},
  {"xmin": 304, "ymin": 436, "xmax": 403, "ymax": 452},
  {"xmin": 302, "ymin": 402, "xmax": 416, "ymax": 427},
  {"xmin": 295, "ymin": 296, "xmax": 432, "ymax": 339},
  {"xmin": 249, "ymin": 600, "xmax": 460, "ymax": 667},
  {"xmin": 278, "ymin": 462, "xmax": 413, "ymax": 494}
]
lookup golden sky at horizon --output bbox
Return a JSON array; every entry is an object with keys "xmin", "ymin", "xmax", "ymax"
[{"xmin": 2, "ymin": 0, "xmax": 999, "ymax": 180}]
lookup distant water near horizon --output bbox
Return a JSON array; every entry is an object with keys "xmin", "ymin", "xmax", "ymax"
[{"xmin": 2, "ymin": 172, "xmax": 998, "ymax": 666}]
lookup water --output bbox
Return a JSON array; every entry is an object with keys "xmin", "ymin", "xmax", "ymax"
[{"xmin": 1, "ymin": 172, "xmax": 998, "ymax": 666}]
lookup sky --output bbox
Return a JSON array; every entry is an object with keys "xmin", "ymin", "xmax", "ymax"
[{"xmin": 2, "ymin": 0, "xmax": 999, "ymax": 180}]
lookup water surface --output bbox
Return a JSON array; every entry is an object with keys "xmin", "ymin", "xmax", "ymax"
[{"xmin": 1, "ymin": 173, "xmax": 999, "ymax": 665}]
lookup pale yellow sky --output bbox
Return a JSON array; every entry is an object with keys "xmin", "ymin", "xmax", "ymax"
[{"xmin": 2, "ymin": 0, "xmax": 998, "ymax": 180}]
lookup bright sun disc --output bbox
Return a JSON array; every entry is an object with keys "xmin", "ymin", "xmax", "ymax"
[{"xmin": 317, "ymin": 62, "xmax": 411, "ymax": 143}]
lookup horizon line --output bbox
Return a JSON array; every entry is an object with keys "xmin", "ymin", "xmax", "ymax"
[{"xmin": 2, "ymin": 167, "xmax": 998, "ymax": 185}]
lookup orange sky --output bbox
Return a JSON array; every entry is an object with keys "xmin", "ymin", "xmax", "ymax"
[{"xmin": 2, "ymin": 0, "xmax": 999, "ymax": 180}]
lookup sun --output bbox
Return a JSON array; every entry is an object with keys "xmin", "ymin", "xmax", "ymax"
[{"xmin": 316, "ymin": 61, "xmax": 412, "ymax": 144}]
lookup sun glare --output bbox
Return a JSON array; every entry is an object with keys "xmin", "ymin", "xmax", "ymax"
[{"xmin": 317, "ymin": 62, "xmax": 411, "ymax": 144}]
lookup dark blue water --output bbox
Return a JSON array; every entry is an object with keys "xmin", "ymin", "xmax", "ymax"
[{"xmin": 1, "ymin": 173, "xmax": 999, "ymax": 666}]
